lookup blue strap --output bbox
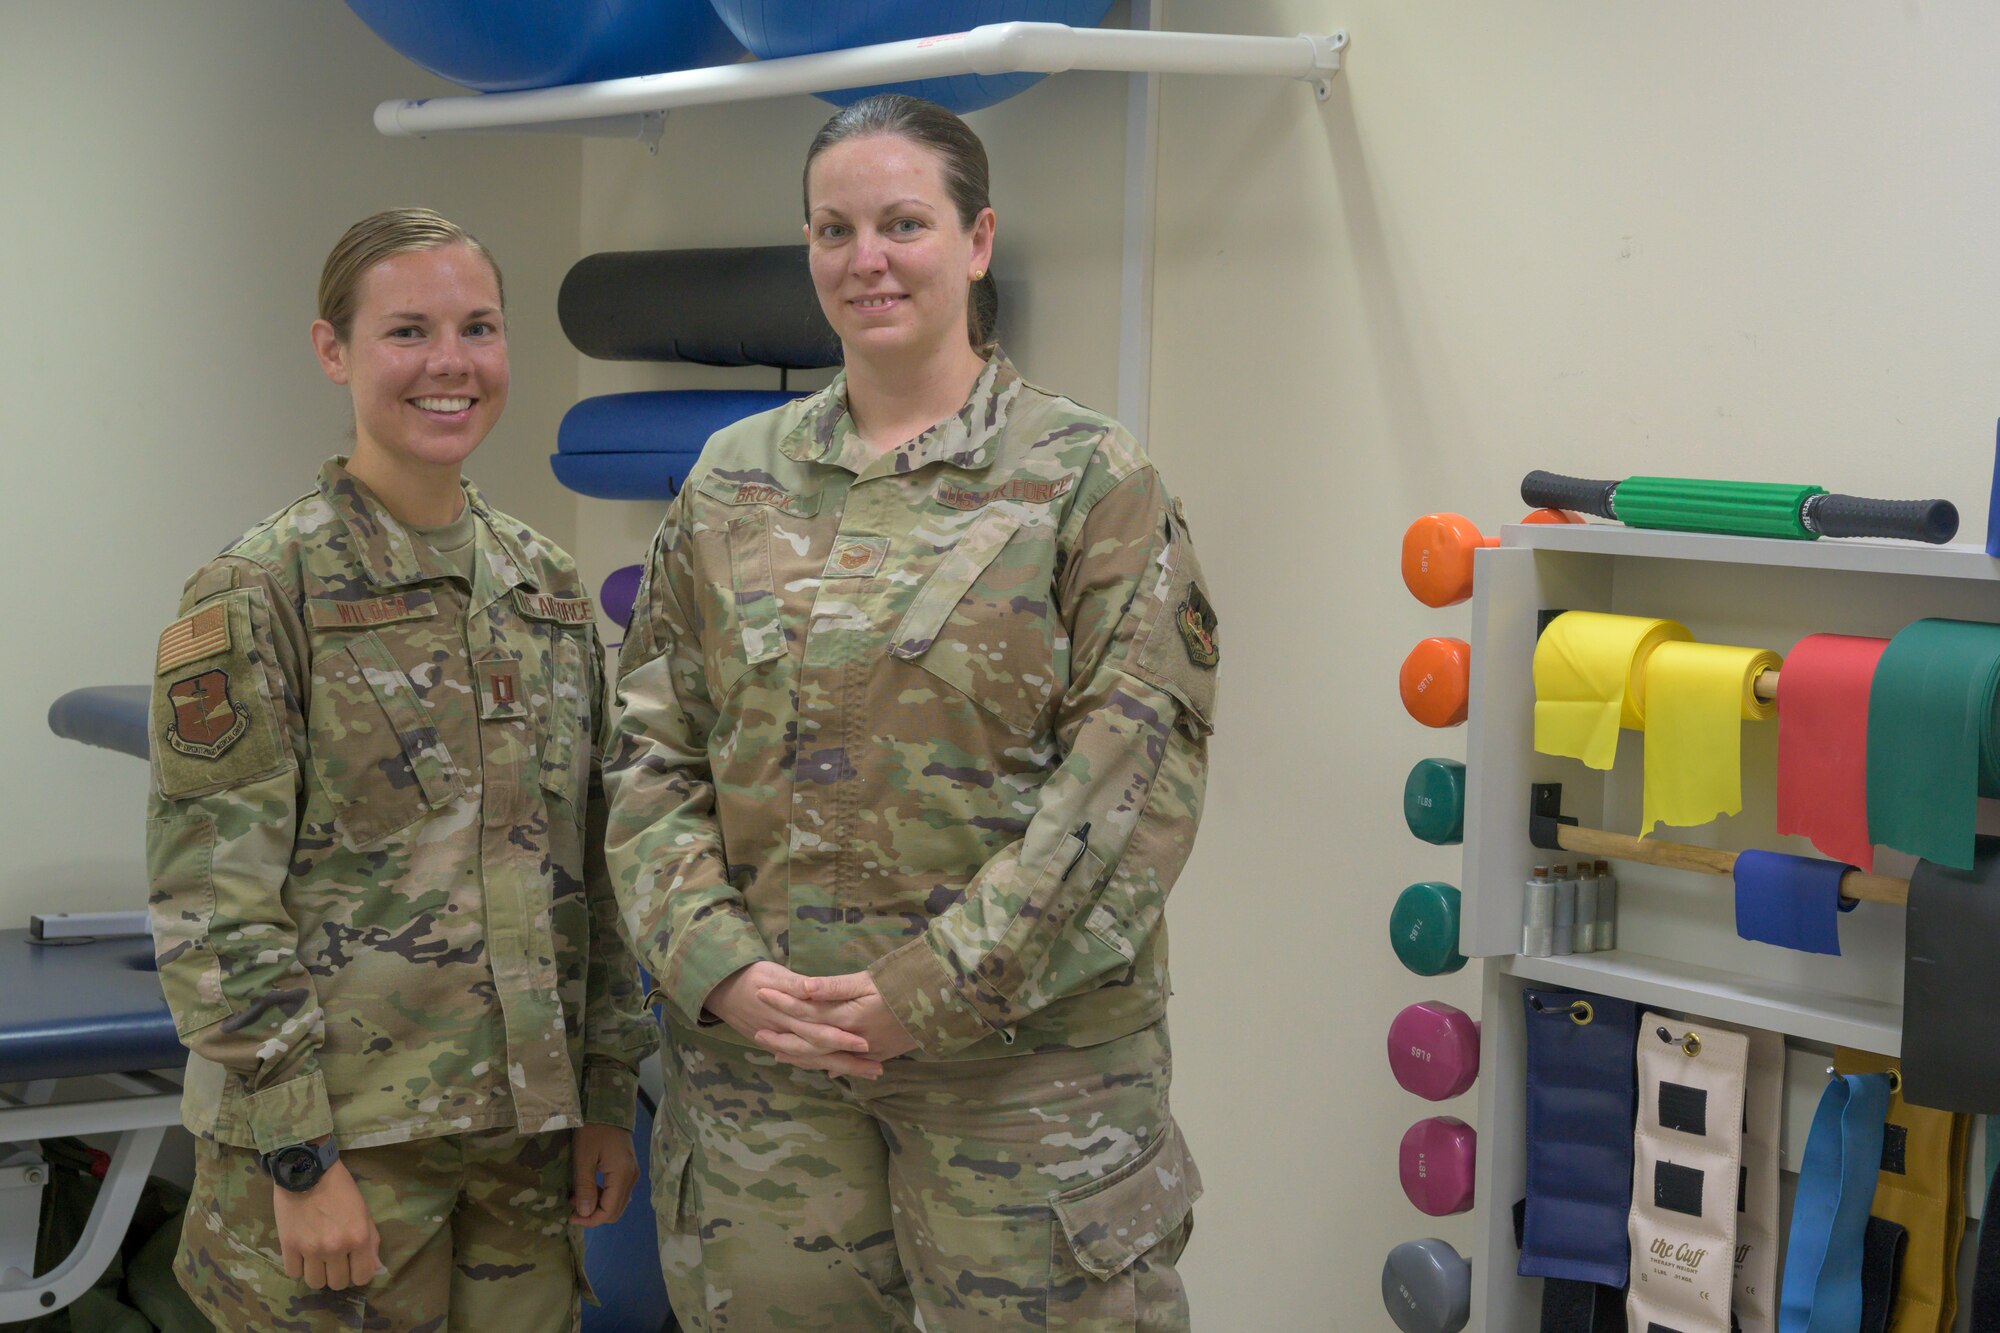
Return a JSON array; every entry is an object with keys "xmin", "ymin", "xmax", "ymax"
[
  {"xmin": 1779, "ymin": 1073, "xmax": 1892, "ymax": 1331},
  {"xmin": 1733, "ymin": 849, "xmax": 1858, "ymax": 956}
]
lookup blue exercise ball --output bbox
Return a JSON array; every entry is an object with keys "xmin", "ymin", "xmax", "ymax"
[
  {"xmin": 707, "ymin": 0, "xmax": 1116, "ymax": 113},
  {"xmin": 346, "ymin": 0, "xmax": 744, "ymax": 94}
]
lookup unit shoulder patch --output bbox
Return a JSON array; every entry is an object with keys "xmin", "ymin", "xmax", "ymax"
[
  {"xmin": 164, "ymin": 669, "xmax": 249, "ymax": 759},
  {"xmin": 151, "ymin": 587, "xmax": 290, "ymax": 800},
  {"xmin": 1177, "ymin": 584, "xmax": 1220, "ymax": 670}
]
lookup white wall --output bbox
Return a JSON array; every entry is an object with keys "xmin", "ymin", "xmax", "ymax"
[
  {"xmin": 1150, "ymin": 2, "xmax": 2000, "ymax": 1325},
  {"xmin": 1, "ymin": 5, "xmax": 579, "ymax": 924},
  {"xmin": 14, "ymin": 0, "xmax": 2000, "ymax": 1326}
]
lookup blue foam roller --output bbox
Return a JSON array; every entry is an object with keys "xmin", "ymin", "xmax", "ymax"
[
  {"xmin": 345, "ymin": 0, "xmax": 742, "ymax": 94},
  {"xmin": 553, "ymin": 390, "xmax": 804, "ymax": 500},
  {"xmin": 553, "ymin": 452, "xmax": 706, "ymax": 502},
  {"xmin": 558, "ymin": 390, "xmax": 803, "ymax": 454},
  {"xmin": 708, "ymin": 0, "xmax": 1116, "ymax": 113},
  {"xmin": 49, "ymin": 686, "xmax": 152, "ymax": 761}
]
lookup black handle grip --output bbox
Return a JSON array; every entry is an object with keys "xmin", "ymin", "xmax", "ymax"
[
  {"xmin": 1803, "ymin": 494, "xmax": 1958, "ymax": 544},
  {"xmin": 1520, "ymin": 471, "xmax": 1617, "ymax": 520}
]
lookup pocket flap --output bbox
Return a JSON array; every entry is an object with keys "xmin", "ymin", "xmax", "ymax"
[
  {"xmin": 347, "ymin": 634, "xmax": 460, "ymax": 812},
  {"xmin": 890, "ymin": 508, "xmax": 1021, "ymax": 660},
  {"xmin": 1052, "ymin": 1121, "xmax": 1202, "ymax": 1281},
  {"xmin": 726, "ymin": 509, "xmax": 788, "ymax": 667}
]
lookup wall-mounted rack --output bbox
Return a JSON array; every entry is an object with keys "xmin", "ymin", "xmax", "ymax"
[
  {"xmin": 372, "ymin": 23, "xmax": 1346, "ymax": 140},
  {"xmin": 368, "ymin": 10, "xmax": 1349, "ymax": 453}
]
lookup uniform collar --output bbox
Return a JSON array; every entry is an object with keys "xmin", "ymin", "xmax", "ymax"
[
  {"xmin": 780, "ymin": 348, "xmax": 1022, "ymax": 477},
  {"xmin": 317, "ymin": 458, "xmax": 538, "ymax": 600}
]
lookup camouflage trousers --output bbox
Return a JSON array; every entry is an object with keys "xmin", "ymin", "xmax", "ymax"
[
  {"xmin": 652, "ymin": 1019, "xmax": 1199, "ymax": 1332},
  {"xmin": 177, "ymin": 1126, "xmax": 587, "ymax": 1332}
]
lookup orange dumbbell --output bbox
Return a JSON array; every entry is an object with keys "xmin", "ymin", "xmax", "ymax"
[
  {"xmin": 1400, "ymin": 637, "xmax": 1470, "ymax": 728},
  {"xmin": 1401, "ymin": 510, "xmax": 1583, "ymax": 608}
]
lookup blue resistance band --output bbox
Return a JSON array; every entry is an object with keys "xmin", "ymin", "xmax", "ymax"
[
  {"xmin": 1733, "ymin": 849, "xmax": 1859, "ymax": 956},
  {"xmin": 1986, "ymin": 418, "xmax": 2000, "ymax": 558},
  {"xmin": 1779, "ymin": 1072, "xmax": 1892, "ymax": 1332}
]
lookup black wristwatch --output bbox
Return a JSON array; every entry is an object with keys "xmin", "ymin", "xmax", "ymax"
[{"xmin": 261, "ymin": 1140, "xmax": 340, "ymax": 1193}]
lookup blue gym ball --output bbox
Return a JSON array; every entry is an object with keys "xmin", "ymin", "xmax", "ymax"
[
  {"xmin": 707, "ymin": 0, "xmax": 1117, "ymax": 113},
  {"xmin": 345, "ymin": 0, "xmax": 744, "ymax": 94}
]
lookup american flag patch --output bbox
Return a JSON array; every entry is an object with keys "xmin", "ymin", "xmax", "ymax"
[{"xmin": 157, "ymin": 604, "xmax": 231, "ymax": 675}]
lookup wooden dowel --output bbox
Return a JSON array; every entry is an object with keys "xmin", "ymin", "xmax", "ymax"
[
  {"xmin": 1753, "ymin": 668, "xmax": 1778, "ymax": 702},
  {"xmin": 1553, "ymin": 823, "xmax": 1907, "ymax": 906}
]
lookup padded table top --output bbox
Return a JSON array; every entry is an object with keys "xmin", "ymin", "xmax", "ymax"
[
  {"xmin": 0, "ymin": 928, "xmax": 184, "ymax": 1083},
  {"xmin": 47, "ymin": 685, "xmax": 151, "ymax": 761}
]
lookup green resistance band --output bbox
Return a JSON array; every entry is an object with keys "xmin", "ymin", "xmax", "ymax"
[{"xmin": 1866, "ymin": 619, "xmax": 2000, "ymax": 871}]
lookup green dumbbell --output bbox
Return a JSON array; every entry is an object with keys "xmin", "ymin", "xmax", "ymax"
[
  {"xmin": 1391, "ymin": 882, "xmax": 1466, "ymax": 976},
  {"xmin": 1403, "ymin": 759, "xmax": 1466, "ymax": 846}
]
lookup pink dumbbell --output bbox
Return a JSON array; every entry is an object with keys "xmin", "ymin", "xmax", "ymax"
[
  {"xmin": 1400, "ymin": 1117, "xmax": 1476, "ymax": 1216},
  {"xmin": 1387, "ymin": 1001, "xmax": 1481, "ymax": 1102}
]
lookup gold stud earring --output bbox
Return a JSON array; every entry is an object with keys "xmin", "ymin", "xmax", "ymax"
[{"xmin": 971, "ymin": 269, "xmax": 985, "ymax": 281}]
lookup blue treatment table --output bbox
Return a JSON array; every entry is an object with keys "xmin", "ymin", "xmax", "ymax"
[
  {"xmin": 0, "ymin": 930, "xmax": 182, "ymax": 1083},
  {"xmin": 31, "ymin": 687, "xmax": 677, "ymax": 1330},
  {"xmin": 9, "ymin": 687, "xmax": 182, "ymax": 1318},
  {"xmin": 0, "ymin": 928, "xmax": 184, "ymax": 1320},
  {"xmin": 47, "ymin": 685, "xmax": 152, "ymax": 761}
]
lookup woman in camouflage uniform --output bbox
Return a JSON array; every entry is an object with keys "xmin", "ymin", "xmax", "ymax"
[
  {"xmin": 608, "ymin": 96, "xmax": 1216, "ymax": 1331},
  {"xmin": 145, "ymin": 209, "xmax": 655, "ymax": 1331}
]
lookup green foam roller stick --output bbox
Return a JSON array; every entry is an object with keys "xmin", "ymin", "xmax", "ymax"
[
  {"xmin": 1521, "ymin": 471, "xmax": 1957, "ymax": 543},
  {"xmin": 1392, "ymin": 882, "xmax": 1466, "ymax": 977},
  {"xmin": 1404, "ymin": 759, "xmax": 1466, "ymax": 846}
]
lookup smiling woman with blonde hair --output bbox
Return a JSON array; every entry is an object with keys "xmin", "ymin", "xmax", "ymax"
[
  {"xmin": 145, "ymin": 207, "xmax": 653, "ymax": 1332},
  {"xmin": 608, "ymin": 96, "xmax": 1218, "ymax": 1332}
]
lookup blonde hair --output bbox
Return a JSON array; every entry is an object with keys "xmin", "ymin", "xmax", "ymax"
[{"xmin": 317, "ymin": 208, "xmax": 504, "ymax": 343}]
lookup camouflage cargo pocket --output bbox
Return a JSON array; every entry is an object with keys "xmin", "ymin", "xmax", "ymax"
[
  {"xmin": 179, "ymin": 1139, "xmax": 368, "ymax": 1330},
  {"xmin": 1047, "ymin": 1121, "xmax": 1201, "ymax": 1333},
  {"xmin": 889, "ymin": 506, "xmax": 1057, "ymax": 735},
  {"xmin": 650, "ymin": 1088, "xmax": 701, "ymax": 1238},
  {"xmin": 307, "ymin": 632, "xmax": 461, "ymax": 848}
]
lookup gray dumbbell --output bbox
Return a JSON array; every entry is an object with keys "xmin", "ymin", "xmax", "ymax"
[{"xmin": 1381, "ymin": 1238, "xmax": 1471, "ymax": 1333}]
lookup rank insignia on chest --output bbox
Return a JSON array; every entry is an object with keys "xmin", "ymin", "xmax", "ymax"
[
  {"xmin": 165, "ymin": 669, "xmax": 250, "ymax": 759},
  {"xmin": 1177, "ymin": 584, "xmax": 1219, "ymax": 669},
  {"xmin": 824, "ymin": 536, "xmax": 889, "ymax": 579},
  {"xmin": 476, "ymin": 660, "xmax": 527, "ymax": 719}
]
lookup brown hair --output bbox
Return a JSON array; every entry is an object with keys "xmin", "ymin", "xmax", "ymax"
[
  {"xmin": 317, "ymin": 208, "xmax": 504, "ymax": 343},
  {"xmin": 803, "ymin": 94, "xmax": 998, "ymax": 349}
]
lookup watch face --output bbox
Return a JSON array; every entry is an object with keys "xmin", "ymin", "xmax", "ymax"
[{"xmin": 270, "ymin": 1144, "xmax": 326, "ymax": 1192}]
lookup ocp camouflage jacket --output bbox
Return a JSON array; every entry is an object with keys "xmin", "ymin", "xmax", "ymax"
[
  {"xmin": 145, "ymin": 459, "xmax": 654, "ymax": 1152},
  {"xmin": 606, "ymin": 351, "xmax": 1216, "ymax": 1058}
]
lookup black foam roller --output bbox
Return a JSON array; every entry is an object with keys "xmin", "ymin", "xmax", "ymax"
[{"xmin": 559, "ymin": 245, "xmax": 841, "ymax": 369}]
